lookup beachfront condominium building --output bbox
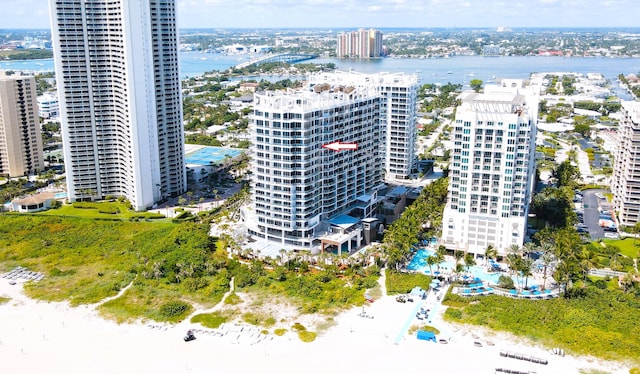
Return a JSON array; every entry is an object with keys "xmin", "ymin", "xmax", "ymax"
[
  {"xmin": 441, "ymin": 80, "xmax": 538, "ymax": 256},
  {"xmin": 49, "ymin": 0, "xmax": 186, "ymax": 210},
  {"xmin": 612, "ymin": 101, "xmax": 640, "ymax": 227},
  {"xmin": 336, "ymin": 29, "xmax": 384, "ymax": 59},
  {"xmin": 247, "ymin": 82, "xmax": 385, "ymax": 248},
  {"xmin": 37, "ymin": 93, "xmax": 59, "ymax": 119},
  {"xmin": 308, "ymin": 71, "xmax": 419, "ymax": 179},
  {"xmin": 0, "ymin": 72, "xmax": 45, "ymax": 177}
]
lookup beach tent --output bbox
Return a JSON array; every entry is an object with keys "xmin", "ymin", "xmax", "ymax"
[{"xmin": 417, "ymin": 330, "xmax": 436, "ymax": 342}]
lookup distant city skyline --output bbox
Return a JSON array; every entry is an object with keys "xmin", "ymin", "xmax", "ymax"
[{"xmin": 1, "ymin": 0, "xmax": 640, "ymax": 30}]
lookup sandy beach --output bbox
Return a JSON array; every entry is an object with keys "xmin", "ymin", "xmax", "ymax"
[{"xmin": 0, "ymin": 279, "xmax": 631, "ymax": 374}]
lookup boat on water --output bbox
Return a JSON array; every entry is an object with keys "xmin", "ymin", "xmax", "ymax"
[
  {"xmin": 466, "ymin": 72, "xmax": 475, "ymax": 77},
  {"xmin": 447, "ymin": 71, "xmax": 453, "ymax": 74}
]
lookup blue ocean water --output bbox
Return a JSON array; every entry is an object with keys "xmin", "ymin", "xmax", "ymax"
[{"xmin": 2, "ymin": 52, "xmax": 639, "ymax": 97}]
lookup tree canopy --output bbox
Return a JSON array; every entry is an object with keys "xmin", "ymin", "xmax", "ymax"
[
  {"xmin": 469, "ymin": 79, "xmax": 483, "ymax": 92},
  {"xmin": 553, "ymin": 160, "xmax": 581, "ymax": 188},
  {"xmin": 530, "ymin": 186, "xmax": 576, "ymax": 228}
]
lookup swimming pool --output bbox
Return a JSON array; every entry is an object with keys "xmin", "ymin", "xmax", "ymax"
[
  {"xmin": 54, "ymin": 192, "xmax": 67, "ymax": 199},
  {"xmin": 185, "ymin": 147, "xmax": 243, "ymax": 166},
  {"xmin": 407, "ymin": 249, "xmax": 539, "ymax": 287}
]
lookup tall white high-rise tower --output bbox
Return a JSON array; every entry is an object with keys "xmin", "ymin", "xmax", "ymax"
[
  {"xmin": 49, "ymin": 0, "xmax": 186, "ymax": 210},
  {"xmin": 441, "ymin": 80, "xmax": 538, "ymax": 256}
]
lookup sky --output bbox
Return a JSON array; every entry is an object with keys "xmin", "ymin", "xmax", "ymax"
[{"xmin": 0, "ymin": 0, "xmax": 639, "ymax": 29}]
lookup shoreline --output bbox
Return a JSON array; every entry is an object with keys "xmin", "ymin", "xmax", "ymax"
[{"xmin": 0, "ymin": 279, "xmax": 631, "ymax": 374}]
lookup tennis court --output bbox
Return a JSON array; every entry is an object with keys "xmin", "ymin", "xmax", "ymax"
[{"xmin": 185, "ymin": 146, "xmax": 243, "ymax": 166}]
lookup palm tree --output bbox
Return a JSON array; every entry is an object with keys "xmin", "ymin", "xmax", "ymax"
[
  {"xmin": 554, "ymin": 259, "xmax": 574, "ymax": 295},
  {"xmin": 540, "ymin": 250, "xmax": 555, "ymax": 291},
  {"xmin": 579, "ymin": 248, "xmax": 598, "ymax": 283},
  {"xmin": 520, "ymin": 257, "xmax": 534, "ymax": 289},
  {"xmin": 426, "ymin": 255, "xmax": 438, "ymax": 276},
  {"xmin": 484, "ymin": 245, "xmax": 498, "ymax": 266},
  {"xmin": 279, "ymin": 248, "xmax": 288, "ymax": 266},
  {"xmin": 619, "ymin": 270, "xmax": 639, "ymax": 293},
  {"xmin": 464, "ymin": 252, "xmax": 476, "ymax": 271},
  {"xmin": 508, "ymin": 244, "xmax": 523, "ymax": 257},
  {"xmin": 434, "ymin": 251, "xmax": 445, "ymax": 272},
  {"xmin": 523, "ymin": 242, "xmax": 537, "ymax": 257},
  {"xmin": 454, "ymin": 250, "xmax": 464, "ymax": 268},
  {"xmin": 610, "ymin": 252, "xmax": 623, "ymax": 271}
]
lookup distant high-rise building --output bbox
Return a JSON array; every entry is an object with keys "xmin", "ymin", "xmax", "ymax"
[
  {"xmin": 37, "ymin": 92, "xmax": 59, "ymax": 119},
  {"xmin": 337, "ymin": 29, "xmax": 384, "ymax": 59},
  {"xmin": 441, "ymin": 81, "xmax": 538, "ymax": 256},
  {"xmin": 0, "ymin": 72, "xmax": 44, "ymax": 177},
  {"xmin": 49, "ymin": 0, "xmax": 186, "ymax": 210},
  {"xmin": 308, "ymin": 71, "xmax": 419, "ymax": 179},
  {"xmin": 247, "ymin": 80, "xmax": 385, "ymax": 249},
  {"xmin": 613, "ymin": 101, "xmax": 640, "ymax": 227}
]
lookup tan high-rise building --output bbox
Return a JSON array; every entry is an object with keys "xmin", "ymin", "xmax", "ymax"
[
  {"xmin": 612, "ymin": 101, "xmax": 640, "ymax": 227},
  {"xmin": 0, "ymin": 72, "xmax": 44, "ymax": 177},
  {"xmin": 337, "ymin": 29, "xmax": 383, "ymax": 59}
]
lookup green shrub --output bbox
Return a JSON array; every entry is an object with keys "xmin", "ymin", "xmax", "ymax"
[
  {"xmin": 242, "ymin": 312, "xmax": 261, "ymax": 326},
  {"xmin": 132, "ymin": 213, "xmax": 165, "ymax": 220},
  {"xmin": 72, "ymin": 202, "xmax": 97, "ymax": 209},
  {"xmin": 444, "ymin": 308, "xmax": 462, "ymax": 319},
  {"xmin": 159, "ymin": 300, "xmax": 191, "ymax": 319},
  {"xmin": 0, "ymin": 297, "xmax": 10, "ymax": 305},
  {"xmin": 183, "ymin": 277, "xmax": 209, "ymax": 292},
  {"xmin": 191, "ymin": 312, "xmax": 227, "ymax": 329},
  {"xmin": 498, "ymin": 275, "xmax": 515, "ymax": 289},
  {"xmin": 297, "ymin": 330, "xmax": 316, "ymax": 342},
  {"xmin": 420, "ymin": 325, "xmax": 440, "ymax": 335},
  {"xmin": 594, "ymin": 279, "xmax": 608, "ymax": 290},
  {"xmin": 224, "ymin": 292, "xmax": 243, "ymax": 305},
  {"xmin": 292, "ymin": 322, "xmax": 306, "ymax": 331},
  {"xmin": 274, "ymin": 328, "xmax": 287, "ymax": 336},
  {"xmin": 385, "ymin": 270, "xmax": 432, "ymax": 295},
  {"xmin": 442, "ymin": 293, "xmax": 473, "ymax": 307},
  {"xmin": 97, "ymin": 206, "xmax": 120, "ymax": 214}
]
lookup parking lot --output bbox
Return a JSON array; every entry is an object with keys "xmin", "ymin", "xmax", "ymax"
[{"xmin": 578, "ymin": 189, "xmax": 615, "ymax": 240}]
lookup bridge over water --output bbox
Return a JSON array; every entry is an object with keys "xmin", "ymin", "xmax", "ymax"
[{"xmin": 233, "ymin": 53, "xmax": 318, "ymax": 69}]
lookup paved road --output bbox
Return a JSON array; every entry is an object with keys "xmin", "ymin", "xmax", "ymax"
[{"xmin": 581, "ymin": 189, "xmax": 605, "ymax": 240}]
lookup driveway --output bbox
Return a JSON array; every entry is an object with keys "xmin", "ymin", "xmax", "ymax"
[{"xmin": 581, "ymin": 189, "xmax": 605, "ymax": 240}]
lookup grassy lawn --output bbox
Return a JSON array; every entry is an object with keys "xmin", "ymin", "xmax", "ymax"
[
  {"xmin": 602, "ymin": 237, "xmax": 639, "ymax": 259},
  {"xmin": 38, "ymin": 201, "xmax": 169, "ymax": 222}
]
